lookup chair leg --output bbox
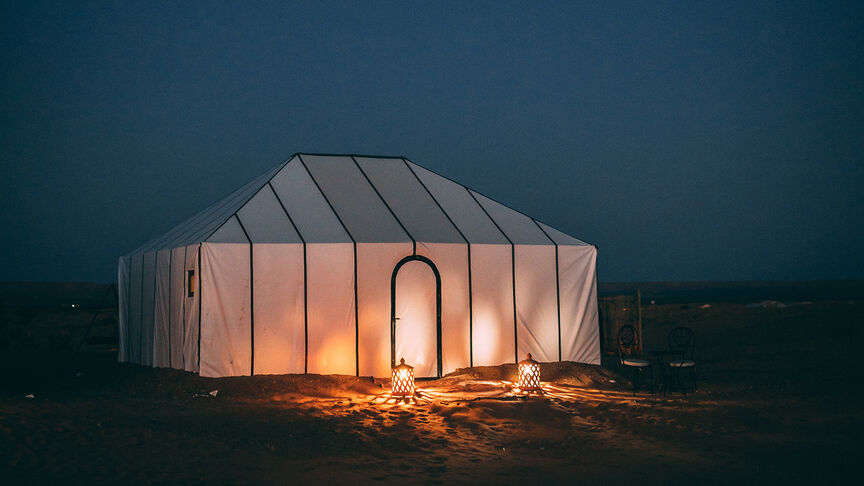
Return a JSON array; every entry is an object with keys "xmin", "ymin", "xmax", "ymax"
[
  {"xmin": 661, "ymin": 366, "xmax": 666, "ymax": 397},
  {"xmin": 648, "ymin": 365, "xmax": 654, "ymax": 395}
]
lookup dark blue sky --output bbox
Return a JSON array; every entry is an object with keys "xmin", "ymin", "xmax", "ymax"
[{"xmin": 2, "ymin": 1, "xmax": 862, "ymax": 283}]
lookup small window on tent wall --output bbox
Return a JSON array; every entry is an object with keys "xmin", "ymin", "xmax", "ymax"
[{"xmin": 187, "ymin": 270, "xmax": 195, "ymax": 297}]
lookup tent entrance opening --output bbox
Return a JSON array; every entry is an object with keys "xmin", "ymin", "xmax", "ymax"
[{"xmin": 391, "ymin": 255, "xmax": 442, "ymax": 378}]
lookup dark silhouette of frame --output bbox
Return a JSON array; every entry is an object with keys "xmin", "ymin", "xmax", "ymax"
[{"xmin": 390, "ymin": 255, "xmax": 442, "ymax": 378}]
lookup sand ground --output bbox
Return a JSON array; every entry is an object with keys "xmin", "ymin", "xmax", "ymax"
[{"xmin": 1, "ymin": 295, "xmax": 862, "ymax": 485}]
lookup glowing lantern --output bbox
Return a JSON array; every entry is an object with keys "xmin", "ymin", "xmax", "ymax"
[
  {"xmin": 517, "ymin": 353, "xmax": 541, "ymax": 392},
  {"xmin": 391, "ymin": 358, "xmax": 415, "ymax": 397}
]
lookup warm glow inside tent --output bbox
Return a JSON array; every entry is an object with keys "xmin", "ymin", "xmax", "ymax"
[{"xmin": 118, "ymin": 154, "xmax": 600, "ymax": 378}]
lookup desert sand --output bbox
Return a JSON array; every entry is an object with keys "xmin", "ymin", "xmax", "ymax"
[{"xmin": 1, "ymin": 284, "xmax": 862, "ymax": 484}]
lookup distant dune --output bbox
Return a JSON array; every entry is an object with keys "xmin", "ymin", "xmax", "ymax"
[
  {"xmin": 0, "ymin": 282, "xmax": 114, "ymax": 308},
  {"xmin": 599, "ymin": 279, "xmax": 864, "ymax": 303}
]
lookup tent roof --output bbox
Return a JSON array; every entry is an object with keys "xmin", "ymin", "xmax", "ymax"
[{"xmin": 127, "ymin": 153, "xmax": 592, "ymax": 255}]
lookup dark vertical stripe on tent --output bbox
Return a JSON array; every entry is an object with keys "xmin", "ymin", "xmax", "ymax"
[
  {"xmin": 138, "ymin": 253, "xmax": 145, "ymax": 365},
  {"xmin": 533, "ymin": 220, "xmax": 562, "ymax": 362},
  {"xmin": 297, "ymin": 154, "xmax": 360, "ymax": 377},
  {"xmin": 181, "ymin": 245, "xmax": 187, "ymax": 370},
  {"xmin": 197, "ymin": 243, "xmax": 202, "ymax": 373},
  {"xmin": 465, "ymin": 190, "xmax": 518, "ymax": 363},
  {"xmin": 402, "ymin": 159, "xmax": 475, "ymax": 366},
  {"xmin": 152, "ymin": 252, "xmax": 159, "ymax": 367},
  {"xmin": 167, "ymin": 249, "xmax": 173, "ymax": 369},
  {"xmin": 351, "ymin": 156, "xmax": 416, "ymax": 255},
  {"xmin": 234, "ymin": 215, "xmax": 254, "ymax": 376},
  {"xmin": 268, "ymin": 182, "xmax": 309, "ymax": 374},
  {"xmin": 126, "ymin": 257, "xmax": 132, "ymax": 363}
]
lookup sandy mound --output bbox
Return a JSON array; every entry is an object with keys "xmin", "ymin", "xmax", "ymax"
[{"xmin": 439, "ymin": 360, "xmax": 619, "ymax": 388}]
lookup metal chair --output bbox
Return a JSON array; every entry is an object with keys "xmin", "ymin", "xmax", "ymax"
[
  {"xmin": 617, "ymin": 325, "xmax": 653, "ymax": 395},
  {"xmin": 666, "ymin": 326, "xmax": 696, "ymax": 394}
]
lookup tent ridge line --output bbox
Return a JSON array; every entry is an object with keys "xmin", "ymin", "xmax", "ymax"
[
  {"xmin": 131, "ymin": 166, "xmax": 270, "ymax": 255},
  {"xmin": 404, "ymin": 158, "xmax": 593, "ymax": 247},
  {"xmin": 174, "ymin": 168, "xmax": 278, "ymax": 248},
  {"xmin": 136, "ymin": 174, "xmax": 262, "ymax": 256},
  {"xmin": 294, "ymin": 152, "xmax": 408, "ymax": 160},
  {"xmin": 180, "ymin": 156, "xmax": 295, "ymax": 248},
  {"xmin": 402, "ymin": 158, "xmax": 475, "ymax": 367},
  {"xmin": 350, "ymin": 156, "xmax": 416, "ymax": 254},
  {"xmin": 297, "ymin": 154, "xmax": 360, "ymax": 377},
  {"xmin": 199, "ymin": 157, "xmax": 297, "ymax": 244},
  {"xmin": 267, "ymin": 182, "xmax": 309, "ymax": 374},
  {"xmin": 532, "ymin": 219, "xmax": 562, "ymax": 362},
  {"xmin": 135, "ymin": 155, "xmax": 294, "ymax": 255}
]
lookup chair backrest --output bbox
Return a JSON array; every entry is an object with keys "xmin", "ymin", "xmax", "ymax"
[
  {"xmin": 617, "ymin": 325, "xmax": 640, "ymax": 360},
  {"xmin": 668, "ymin": 326, "xmax": 695, "ymax": 360}
]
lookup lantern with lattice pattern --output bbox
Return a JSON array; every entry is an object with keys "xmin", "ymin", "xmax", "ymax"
[
  {"xmin": 517, "ymin": 353, "xmax": 541, "ymax": 391},
  {"xmin": 391, "ymin": 358, "xmax": 415, "ymax": 397}
]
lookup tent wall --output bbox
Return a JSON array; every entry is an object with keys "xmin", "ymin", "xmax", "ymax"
[
  {"xmin": 416, "ymin": 242, "xmax": 470, "ymax": 374},
  {"xmin": 235, "ymin": 184, "xmax": 306, "ymax": 375},
  {"xmin": 168, "ymin": 246, "xmax": 187, "ymax": 368},
  {"xmin": 200, "ymin": 242, "xmax": 251, "ymax": 378},
  {"xmin": 153, "ymin": 249, "xmax": 172, "ymax": 368},
  {"xmin": 117, "ymin": 256, "xmax": 131, "ymax": 362},
  {"xmin": 471, "ymin": 191, "xmax": 562, "ymax": 363},
  {"xmin": 140, "ymin": 251, "xmax": 156, "ymax": 366},
  {"xmin": 305, "ymin": 243, "xmax": 355, "ymax": 375},
  {"xmin": 469, "ymin": 244, "xmax": 516, "ymax": 366},
  {"xmin": 270, "ymin": 159, "xmax": 356, "ymax": 376},
  {"xmin": 128, "ymin": 252, "xmax": 143, "ymax": 364},
  {"xmin": 356, "ymin": 242, "xmax": 413, "ymax": 377},
  {"xmin": 536, "ymin": 222, "xmax": 600, "ymax": 364},
  {"xmin": 513, "ymin": 245, "xmax": 559, "ymax": 362},
  {"xmin": 559, "ymin": 245, "xmax": 601, "ymax": 364},
  {"xmin": 182, "ymin": 244, "xmax": 200, "ymax": 372},
  {"xmin": 252, "ymin": 243, "xmax": 305, "ymax": 375}
]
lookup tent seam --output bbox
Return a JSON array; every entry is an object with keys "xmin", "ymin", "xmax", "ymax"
[
  {"xmin": 267, "ymin": 182, "xmax": 309, "ymax": 374},
  {"xmin": 233, "ymin": 214, "xmax": 254, "ymax": 376},
  {"xmin": 402, "ymin": 158, "xmax": 475, "ymax": 367},
  {"xmin": 200, "ymin": 158, "xmax": 296, "ymax": 244},
  {"xmin": 402, "ymin": 161, "xmax": 593, "ymax": 247},
  {"xmin": 297, "ymin": 154, "xmax": 360, "ymax": 377},
  {"xmin": 167, "ymin": 249, "xmax": 172, "ymax": 369},
  {"xmin": 465, "ymin": 188, "xmax": 518, "ymax": 363},
  {"xmin": 533, "ymin": 219, "xmax": 562, "ymax": 361},
  {"xmin": 350, "ymin": 156, "xmax": 416, "ymax": 254}
]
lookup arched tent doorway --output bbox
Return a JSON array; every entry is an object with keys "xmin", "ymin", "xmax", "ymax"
[{"xmin": 391, "ymin": 255, "xmax": 442, "ymax": 378}]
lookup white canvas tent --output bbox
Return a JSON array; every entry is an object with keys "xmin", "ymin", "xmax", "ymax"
[{"xmin": 118, "ymin": 154, "xmax": 600, "ymax": 378}]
